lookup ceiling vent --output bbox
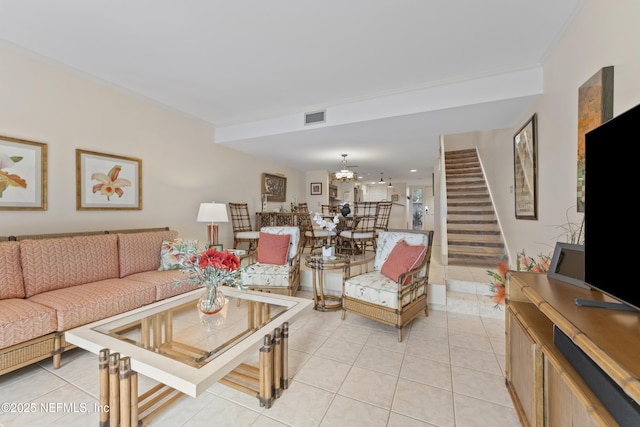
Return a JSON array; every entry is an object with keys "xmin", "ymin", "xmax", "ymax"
[{"xmin": 304, "ymin": 110, "xmax": 325, "ymax": 125}]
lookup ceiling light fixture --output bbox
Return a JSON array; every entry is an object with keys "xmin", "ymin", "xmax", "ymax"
[
  {"xmin": 379, "ymin": 173, "xmax": 385, "ymax": 184},
  {"xmin": 387, "ymin": 178, "xmax": 393, "ymax": 188},
  {"xmin": 334, "ymin": 154, "xmax": 356, "ymax": 182}
]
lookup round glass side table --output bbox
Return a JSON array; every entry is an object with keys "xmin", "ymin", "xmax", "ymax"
[{"xmin": 304, "ymin": 252, "xmax": 350, "ymax": 312}]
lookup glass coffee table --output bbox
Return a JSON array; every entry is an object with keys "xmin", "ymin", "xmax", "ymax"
[{"xmin": 66, "ymin": 287, "xmax": 311, "ymax": 426}]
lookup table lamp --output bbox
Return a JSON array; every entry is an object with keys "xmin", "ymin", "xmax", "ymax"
[{"xmin": 196, "ymin": 202, "xmax": 229, "ymax": 246}]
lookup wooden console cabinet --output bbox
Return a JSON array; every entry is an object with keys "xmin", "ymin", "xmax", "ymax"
[{"xmin": 506, "ymin": 271, "xmax": 640, "ymax": 426}]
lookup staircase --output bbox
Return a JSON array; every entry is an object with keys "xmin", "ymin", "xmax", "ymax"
[{"xmin": 445, "ymin": 149, "xmax": 505, "ymax": 267}]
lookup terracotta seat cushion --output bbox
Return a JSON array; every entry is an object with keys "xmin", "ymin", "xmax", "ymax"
[
  {"xmin": 0, "ymin": 299, "xmax": 57, "ymax": 349},
  {"xmin": 28, "ymin": 278, "xmax": 156, "ymax": 331},
  {"xmin": 125, "ymin": 269, "xmax": 199, "ymax": 301}
]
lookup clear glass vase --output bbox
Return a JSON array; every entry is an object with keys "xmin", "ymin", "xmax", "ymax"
[{"xmin": 198, "ymin": 287, "xmax": 226, "ymax": 315}]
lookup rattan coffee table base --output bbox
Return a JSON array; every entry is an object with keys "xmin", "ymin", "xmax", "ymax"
[{"xmin": 97, "ymin": 322, "xmax": 289, "ymax": 427}]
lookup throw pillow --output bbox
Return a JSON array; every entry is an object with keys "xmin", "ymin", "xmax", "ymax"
[
  {"xmin": 380, "ymin": 239, "xmax": 427, "ymax": 283},
  {"xmin": 257, "ymin": 232, "xmax": 291, "ymax": 265},
  {"xmin": 158, "ymin": 238, "xmax": 198, "ymax": 271}
]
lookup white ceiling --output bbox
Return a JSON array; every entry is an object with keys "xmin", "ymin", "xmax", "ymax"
[{"xmin": 0, "ymin": 0, "xmax": 585, "ymax": 185}]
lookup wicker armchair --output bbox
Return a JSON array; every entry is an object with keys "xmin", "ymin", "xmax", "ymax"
[
  {"xmin": 240, "ymin": 226, "xmax": 302, "ymax": 296},
  {"xmin": 341, "ymin": 230, "xmax": 433, "ymax": 341}
]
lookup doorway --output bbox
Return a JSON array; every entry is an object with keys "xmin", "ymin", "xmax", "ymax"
[{"xmin": 411, "ymin": 187, "xmax": 423, "ymax": 230}]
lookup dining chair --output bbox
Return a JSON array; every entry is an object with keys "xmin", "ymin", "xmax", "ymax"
[
  {"xmin": 297, "ymin": 202, "xmax": 309, "ymax": 213},
  {"xmin": 338, "ymin": 201, "xmax": 378, "ymax": 254},
  {"xmin": 375, "ymin": 201, "xmax": 393, "ymax": 237},
  {"xmin": 299, "ymin": 211, "xmax": 336, "ymax": 252},
  {"xmin": 228, "ymin": 203, "xmax": 260, "ymax": 252},
  {"xmin": 321, "ymin": 204, "xmax": 338, "ymax": 215}
]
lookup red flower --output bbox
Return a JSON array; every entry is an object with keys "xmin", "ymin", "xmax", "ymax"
[
  {"xmin": 492, "ymin": 284, "xmax": 506, "ymax": 305},
  {"xmin": 182, "ymin": 248, "xmax": 243, "ymax": 289}
]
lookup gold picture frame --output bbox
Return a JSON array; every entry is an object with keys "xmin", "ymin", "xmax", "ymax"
[
  {"xmin": 0, "ymin": 135, "xmax": 47, "ymax": 210},
  {"xmin": 76, "ymin": 149, "xmax": 142, "ymax": 210},
  {"xmin": 261, "ymin": 173, "xmax": 286, "ymax": 202},
  {"xmin": 513, "ymin": 114, "xmax": 538, "ymax": 220}
]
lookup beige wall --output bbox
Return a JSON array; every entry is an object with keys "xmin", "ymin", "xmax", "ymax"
[
  {"xmin": 0, "ymin": 42, "xmax": 306, "ymax": 247},
  {"xmin": 459, "ymin": 0, "xmax": 640, "ymax": 260}
]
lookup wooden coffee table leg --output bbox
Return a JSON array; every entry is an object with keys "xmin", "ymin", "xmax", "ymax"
[
  {"xmin": 119, "ymin": 357, "xmax": 131, "ymax": 427},
  {"xmin": 100, "ymin": 348, "xmax": 182, "ymax": 427},
  {"xmin": 259, "ymin": 334, "xmax": 273, "ymax": 408},
  {"xmin": 99, "ymin": 349, "xmax": 109, "ymax": 427},
  {"xmin": 281, "ymin": 322, "xmax": 289, "ymax": 389},
  {"xmin": 108, "ymin": 352, "xmax": 120, "ymax": 427}
]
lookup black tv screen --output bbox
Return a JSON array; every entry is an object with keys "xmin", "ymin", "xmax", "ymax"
[{"xmin": 584, "ymin": 102, "xmax": 640, "ymax": 311}]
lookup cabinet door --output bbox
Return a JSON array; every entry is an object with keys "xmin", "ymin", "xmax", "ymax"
[
  {"xmin": 507, "ymin": 307, "xmax": 543, "ymax": 426},
  {"xmin": 545, "ymin": 355, "xmax": 613, "ymax": 427}
]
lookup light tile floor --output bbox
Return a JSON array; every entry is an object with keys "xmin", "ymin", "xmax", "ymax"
[{"xmin": 0, "ymin": 247, "xmax": 518, "ymax": 427}]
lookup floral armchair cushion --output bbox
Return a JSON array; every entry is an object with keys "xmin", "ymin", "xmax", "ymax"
[{"xmin": 343, "ymin": 231, "xmax": 431, "ymax": 310}]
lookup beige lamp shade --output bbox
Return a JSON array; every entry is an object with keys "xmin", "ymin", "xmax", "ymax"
[{"xmin": 197, "ymin": 202, "xmax": 228, "ymax": 246}]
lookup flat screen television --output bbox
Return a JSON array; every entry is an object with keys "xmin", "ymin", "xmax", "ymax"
[{"xmin": 584, "ymin": 102, "xmax": 640, "ymax": 312}]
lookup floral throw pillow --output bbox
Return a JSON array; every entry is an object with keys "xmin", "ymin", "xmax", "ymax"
[{"xmin": 158, "ymin": 238, "xmax": 198, "ymax": 271}]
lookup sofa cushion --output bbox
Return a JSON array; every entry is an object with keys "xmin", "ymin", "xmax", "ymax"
[
  {"xmin": 28, "ymin": 278, "xmax": 156, "ymax": 331},
  {"xmin": 158, "ymin": 238, "xmax": 198, "ymax": 271},
  {"xmin": 0, "ymin": 299, "xmax": 57, "ymax": 349},
  {"xmin": 118, "ymin": 230, "xmax": 178, "ymax": 277},
  {"xmin": 257, "ymin": 232, "xmax": 290, "ymax": 265},
  {"xmin": 125, "ymin": 270, "xmax": 198, "ymax": 301},
  {"xmin": 0, "ymin": 241, "xmax": 25, "ymax": 299},
  {"xmin": 380, "ymin": 240, "xmax": 426, "ymax": 283},
  {"xmin": 20, "ymin": 234, "xmax": 120, "ymax": 298}
]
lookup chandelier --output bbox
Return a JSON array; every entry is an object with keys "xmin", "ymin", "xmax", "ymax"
[{"xmin": 333, "ymin": 154, "xmax": 356, "ymax": 182}]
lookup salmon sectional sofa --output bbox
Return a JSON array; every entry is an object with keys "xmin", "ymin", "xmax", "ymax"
[{"xmin": 0, "ymin": 228, "xmax": 198, "ymax": 376}]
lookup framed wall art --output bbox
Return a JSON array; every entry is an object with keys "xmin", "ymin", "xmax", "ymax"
[
  {"xmin": 76, "ymin": 149, "xmax": 142, "ymax": 210},
  {"xmin": 513, "ymin": 114, "xmax": 538, "ymax": 220},
  {"xmin": 0, "ymin": 135, "xmax": 47, "ymax": 210},
  {"xmin": 310, "ymin": 182, "xmax": 322, "ymax": 195},
  {"xmin": 576, "ymin": 66, "xmax": 613, "ymax": 212},
  {"xmin": 261, "ymin": 173, "xmax": 286, "ymax": 202}
]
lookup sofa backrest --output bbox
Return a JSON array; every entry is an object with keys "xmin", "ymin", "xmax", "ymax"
[
  {"xmin": 118, "ymin": 230, "xmax": 179, "ymax": 277},
  {"xmin": 20, "ymin": 234, "xmax": 120, "ymax": 298},
  {"xmin": 374, "ymin": 230, "xmax": 431, "ymax": 272},
  {"xmin": 0, "ymin": 241, "xmax": 25, "ymax": 299}
]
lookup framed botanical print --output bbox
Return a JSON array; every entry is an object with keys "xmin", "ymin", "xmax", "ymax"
[
  {"xmin": 0, "ymin": 135, "xmax": 47, "ymax": 210},
  {"xmin": 76, "ymin": 149, "xmax": 142, "ymax": 210},
  {"xmin": 261, "ymin": 173, "xmax": 286, "ymax": 202},
  {"xmin": 513, "ymin": 114, "xmax": 538, "ymax": 220}
]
